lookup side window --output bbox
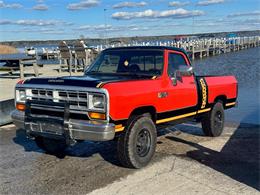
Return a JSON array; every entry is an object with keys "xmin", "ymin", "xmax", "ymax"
[{"xmin": 168, "ymin": 53, "xmax": 188, "ymax": 76}]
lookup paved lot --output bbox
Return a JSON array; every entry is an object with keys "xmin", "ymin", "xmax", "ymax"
[{"xmin": 0, "ymin": 122, "xmax": 259, "ymax": 194}]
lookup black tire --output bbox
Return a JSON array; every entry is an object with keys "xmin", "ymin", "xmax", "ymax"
[
  {"xmin": 35, "ymin": 137, "xmax": 67, "ymax": 155},
  {"xmin": 201, "ymin": 101, "xmax": 225, "ymax": 137},
  {"xmin": 117, "ymin": 116, "xmax": 157, "ymax": 169}
]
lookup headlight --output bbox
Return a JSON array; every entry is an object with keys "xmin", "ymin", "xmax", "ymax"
[
  {"xmin": 88, "ymin": 93, "xmax": 105, "ymax": 111},
  {"xmin": 93, "ymin": 95, "xmax": 104, "ymax": 108},
  {"xmin": 16, "ymin": 89, "xmax": 26, "ymax": 103}
]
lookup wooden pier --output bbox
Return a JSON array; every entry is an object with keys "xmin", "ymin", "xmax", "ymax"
[
  {"xmin": 177, "ymin": 36, "xmax": 260, "ymax": 60},
  {"xmin": 96, "ymin": 36, "xmax": 260, "ymax": 60}
]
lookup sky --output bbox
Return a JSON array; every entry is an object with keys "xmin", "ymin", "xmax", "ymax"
[{"xmin": 0, "ymin": 0, "xmax": 259, "ymax": 41}]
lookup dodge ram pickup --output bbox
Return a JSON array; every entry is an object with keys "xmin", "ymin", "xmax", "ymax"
[{"xmin": 12, "ymin": 46, "xmax": 238, "ymax": 168}]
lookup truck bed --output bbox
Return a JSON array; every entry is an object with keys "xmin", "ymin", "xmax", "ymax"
[{"xmin": 196, "ymin": 75, "xmax": 238, "ymax": 107}]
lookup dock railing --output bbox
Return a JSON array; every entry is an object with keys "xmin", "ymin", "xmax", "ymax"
[{"xmin": 95, "ymin": 36, "xmax": 260, "ymax": 60}]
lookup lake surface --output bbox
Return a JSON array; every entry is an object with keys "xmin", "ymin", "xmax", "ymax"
[{"xmin": 193, "ymin": 47, "xmax": 260, "ymax": 125}]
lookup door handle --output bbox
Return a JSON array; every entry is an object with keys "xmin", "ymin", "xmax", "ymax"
[{"xmin": 190, "ymin": 81, "xmax": 195, "ymax": 84}]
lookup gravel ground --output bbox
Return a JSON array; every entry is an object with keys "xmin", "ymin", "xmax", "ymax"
[{"xmin": 0, "ymin": 122, "xmax": 259, "ymax": 194}]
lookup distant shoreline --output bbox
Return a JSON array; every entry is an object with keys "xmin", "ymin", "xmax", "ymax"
[{"xmin": 1, "ymin": 30, "xmax": 259, "ymax": 48}]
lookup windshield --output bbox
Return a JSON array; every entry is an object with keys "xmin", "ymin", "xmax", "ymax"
[{"xmin": 85, "ymin": 49, "xmax": 164, "ymax": 76}]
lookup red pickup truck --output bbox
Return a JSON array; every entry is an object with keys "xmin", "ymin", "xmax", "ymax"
[{"xmin": 12, "ymin": 46, "xmax": 237, "ymax": 168}]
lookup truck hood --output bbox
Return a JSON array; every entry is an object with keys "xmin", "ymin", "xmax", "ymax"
[{"xmin": 23, "ymin": 74, "xmax": 151, "ymax": 88}]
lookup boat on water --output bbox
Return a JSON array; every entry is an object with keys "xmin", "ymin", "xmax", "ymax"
[
  {"xmin": 39, "ymin": 47, "xmax": 59, "ymax": 59},
  {"xmin": 25, "ymin": 47, "xmax": 36, "ymax": 56},
  {"xmin": 42, "ymin": 47, "xmax": 59, "ymax": 55}
]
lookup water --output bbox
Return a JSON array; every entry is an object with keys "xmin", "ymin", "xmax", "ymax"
[{"xmin": 193, "ymin": 47, "xmax": 260, "ymax": 125}]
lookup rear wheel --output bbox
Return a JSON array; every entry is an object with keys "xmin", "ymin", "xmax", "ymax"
[
  {"xmin": 117, "ymin": 116, "xmax": 157, "ymax": 168},
  {"xmin": 35, "ymin": 137, "xmax": 67, "ymax": 155},
  {"xmin": 201, "ymin": 101, "xmax": 225, "ymax": 137}
]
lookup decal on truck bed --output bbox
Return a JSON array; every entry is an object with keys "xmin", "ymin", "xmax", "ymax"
[
  {"xmin": 199, "ymin": 78, "xmax": 207, "ymax": 109},
  {"xmin": 196, "ymin": 77, "xmax": 209, "ymax": 110}
]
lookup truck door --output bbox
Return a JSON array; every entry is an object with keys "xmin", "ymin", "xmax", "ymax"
[{"xmin": 164, "ymin": 50, "xmax": 198, "ymax": 112}]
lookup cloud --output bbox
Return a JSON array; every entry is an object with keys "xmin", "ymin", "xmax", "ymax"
[
  {"xmin": 0, "ymin": 0, "xmax": 23, "ymax": 9},
  {"xmin": 0, "ymin": 19, "xmax": 12, "ymax": 25},
  {"xmin": 197, "ymin": 0, "xmax": 225, "ymax": 6},
  {"xmin": 168, "ymin": 1, "xmax": 190, "ymax": 7},
  {"xmin": 0, "ymin": 28, "xmax": 65, "ymax": 35},
  {"xmin": 0, "ymin": 19, "xmax": 72, "ymax": 26},
  {"xmin": 112, "ymin": 8, "xmax": 204, "ymax": 20},
  {"xmin": 227, "ymin": 11, "xmax": 260, "ymax": 18},
  {"xmin": 75, "ymin": 24, "xmax": 150, "ymax": 33},
  {"xmin": 67, "ymin": 0, "xmax": 99, "ymax": 10},
  {"xmin": 113, "ymin": 1, "xmax": 147, "ymax": 9},
  {"xmin": 33, "ymin": 4, "xmax": 48, "ymax": 11},
  {"xmin": 16, "ymin": 20, "xmax": 60, "ymax": 26},
  {"xmin": 241, "ymin": 18, "xmax": 260, "ymax": 25},
  {"xmin": 77, "ymin": 24, "xmax": 112, "ymax": 31},
  {"xmin": 192, "ymin": 17, "xmax": 260, "ymax": 29}
]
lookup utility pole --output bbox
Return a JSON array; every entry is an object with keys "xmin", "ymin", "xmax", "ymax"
[
  {"xmin": 104, "ymin": 8, "xmax": 108, "ymax": 45},
  {"xmin": 192, "ymin": 15, "xmax": 194, "ymax": 35}
]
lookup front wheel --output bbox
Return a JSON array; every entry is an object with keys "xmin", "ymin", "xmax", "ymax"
[
  {"xmin": 117, "ymin": 116, "xmax": 157, "ymax": 168},
  {"xmin": 201, "ymin": 101, "xmax": 225, "ymax": 137},
  {"xmin": 35, "ymin": 137, "xmax": 67, "ymax": 155}
]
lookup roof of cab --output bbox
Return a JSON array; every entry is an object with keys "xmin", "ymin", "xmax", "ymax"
[{"xmin": 104, "ymin": 46, "xmax": 186, "ymax": 53}]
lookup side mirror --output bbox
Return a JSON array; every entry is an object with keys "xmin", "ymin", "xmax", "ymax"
[
  {"xmin": 178, "ymin": 65, "xmax": 193, "ymax": 76},
  {"xmin": 171, "ymin": 76, "xmax": 177, "ymax": 86}
]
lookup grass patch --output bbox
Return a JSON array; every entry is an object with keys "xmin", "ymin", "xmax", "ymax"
[{"xmin": 0, "ymin": 45, "xmax": 18, "ymax": 54}]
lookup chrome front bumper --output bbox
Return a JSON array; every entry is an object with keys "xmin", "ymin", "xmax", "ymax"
[{"xmin": 11, "ymin": 110, "xmax": 115, "ymax": 141}]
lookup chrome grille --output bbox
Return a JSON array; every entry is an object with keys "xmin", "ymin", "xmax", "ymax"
[{"xmin": 27, "ymin": 88, "xmax": 88, "ymax": 113}]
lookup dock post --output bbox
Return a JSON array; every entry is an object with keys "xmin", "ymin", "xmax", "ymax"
[
  {"xmin": 213, "ymin": 40, "xmax": 215, "ymax": 56},
  {"xmin": 199, "ymin": 41, "xmax": 203, "ymax": 59},
  {"xmin": 19, "ymin": 60, "xmax": 24, "ymax": 79},
  {"xmin": 192, "ymin": 45, "xmax": 195, "ymax": 60},
  {"xmin": 59, "ymin": 55, "xmax": 62, "ymax": 73},
  {"xmin": 206, "ymin": 41, "xmax": 209, "ymax": 56},
  {"xmin": 33, "ymin": 62, "xmax": 39, "ymax": 77},
  {"xmin": 74, "ymin": 54, "xmax": 77, "ymax": 73},
  {"xmin": 70, "ymin": 59, "xmax": 72, "ymax": 76},
  {"xmin": 46, "ymin": 48, "xmax": 49, "ymax": 60},
  {"xmin": 223, "ymin": 39, "xmax": 226, "ymax": 53},
  {"xmin": 237, "ymin": 37, "xmax": 241, "ymax": 51}
]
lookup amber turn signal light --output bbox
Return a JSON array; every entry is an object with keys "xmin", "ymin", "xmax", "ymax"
[
  {"xmin": 88, "ymin": 112, "xmax": 106, "ymax": 120},
  {"xmin": 16, "ymin": 103, "xmax": 25, "ymax": 111}
]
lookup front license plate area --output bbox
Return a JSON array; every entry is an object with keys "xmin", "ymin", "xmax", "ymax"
[
  {"xmin": 25, "ymin": 100, "xmax": 68, "ymax": 136},
  {"xmin": 30, "ymin": 119, "xmax": 64, "ymax": 135}
]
